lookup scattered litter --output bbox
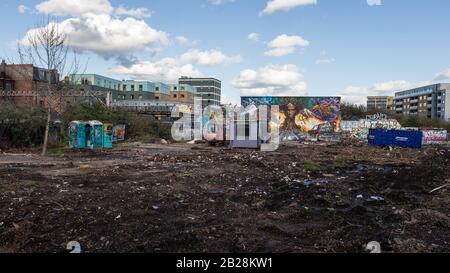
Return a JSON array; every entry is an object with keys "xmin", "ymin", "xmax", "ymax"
[
  {"xmin": 208, "ymin": 189, "xmax": 225, "ymax": 194},
  {"xmin": 366, "ymin": 241, "xmax": 382, "ymax": 253},
  {"xmin": 369, "ymin": 196, "xmax": 385, "ymax": 202},
  {"xmin": 429, "ymin": 182, "xmax": 450, "ymax": 194},
  {"xmin": 152, "ymin": 206, "xmax": 160, "ymax": 210},
  {"xmin": 67, "ymin": 241, "xmax": 82, "ymax": 253},
  {"xmin": 356, "ymin": 194, "xmax": 364, "ymax": 199}
]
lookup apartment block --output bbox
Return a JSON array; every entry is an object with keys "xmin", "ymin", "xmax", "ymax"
[
  {"xmin": 367, "ymin": 96, "xmax": 394, "ymax": 111},
  {"xmin": 395, "ymin": 83, "xmax": 450, "ymax": 121}
]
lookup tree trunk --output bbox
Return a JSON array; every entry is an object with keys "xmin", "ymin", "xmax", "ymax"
[{"xmin": 41, "ymin": 106, "xmax": 51, "ymax": 156}]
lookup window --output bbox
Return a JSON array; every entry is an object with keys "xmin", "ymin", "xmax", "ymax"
[
  {"xmin": 131, "ymin": 85, "xmax": 135, "ymax": 91},
  {"xmin": 181, "ymin": 94, "xmax": 185, "ymax": 98},
  {"xmin": 155, "ymin": 87, "xmax": 160, "ymax": 91},
  {"xmin": 155, "ymin": 96, "xmax": 160, "ymax": 100},
  {"xmin": 123, "ymin": 85, "xmax": 127, "ymax": 91},
  {"xmin": 139, "ymin": 85, "xmax": 143, "ymax": 91},
  {"xmin": 173, "ymin": 94, "xmax": 177, "ymax": 98},
  {"xmin": 131, "ymin": 95, "xmax": 135, "ymax": 100}
]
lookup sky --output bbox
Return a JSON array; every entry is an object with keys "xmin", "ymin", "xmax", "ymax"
[{"xmin": 1, "ymin": 0, "xmax": 450, "ymax": 105}]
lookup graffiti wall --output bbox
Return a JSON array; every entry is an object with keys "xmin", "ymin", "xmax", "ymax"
[
  {"xmin": 341, "ymin": 119, "xmax": 402, "ymax": 141},
  {"xmin": 422, "ymin": 130, "xmax": 448, "ymax": 145},
  {"xmin": 113, "ymin": 125, "xmax": 126, "ymax": 142},
  {"xmin": 241, "ymin": 97, "xmax": 341, "ymax": 141}
]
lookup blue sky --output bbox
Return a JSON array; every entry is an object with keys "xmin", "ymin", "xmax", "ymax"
[{"xmin": 1, "ymin": 0, "xmax": 450, "ymax": 105}]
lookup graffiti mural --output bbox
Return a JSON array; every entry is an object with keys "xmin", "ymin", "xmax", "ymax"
[
  {"xmin": 422, "ymin": 130, "xmax": 448, "ymax": 145},
  {"xmin": 341, "ymin": 119, "xmax": 402, "ymax": 141},
  {"xmin": 113, "ymin": 125, "xmax": 126, "ymax": 142},
  {"xmin": 241, "ymin": 97, "xmax": 341, "ymax": 141}
]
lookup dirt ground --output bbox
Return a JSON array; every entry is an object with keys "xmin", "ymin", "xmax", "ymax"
[{"xmin": 0, "ymin": 140, "xmax": 449, "ymax": 253}]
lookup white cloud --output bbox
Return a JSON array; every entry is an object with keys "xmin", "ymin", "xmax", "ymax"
[
  {"xmin": 260, "ymin": 0, "xmax": 317, "ymax": 16},
  {"xmin": 110, "ymin": 49, "xmax": 240, "ymax": 82},
  {"xmin": 180, "ymin": 49, "xmax": 242, "ymax": 65},
  {"xmin": 338, "ymin": 80, "xmax": 427, "ymax": 105},
  {"xmin": 36, "ymin": 0, "xmax": 113, "ymax": 17},
  {"xmin": 434, "ymin": 69, "xmax": 450, "ymax": 81},
  {"xmin": 248, "ymin": 33, "xmax": 260, "ymax": 42},
  {"xmin": 367, "ymin": 0, "xmax": 382, "ymax": 6},
  {"xmin": 114, "ymin": 5, "xmax": 152, "ymax": 18},
  {"xmin": 232, "ymin": 64, "xmax": 308, "ymax": 96},
  {"xmin": 36, "ymin": 0, "xmax": 152, "ymax": 18},
  {"xmin": 21, "ymin": 14, "xmax": 169, "ymax": 61},
  {"xmin": 209, "ymin": 0, "xmax": 236, "ymax": 5},
  {"xmin": 176, "ymin": 36, "xmax": 190, "ymax": 45},
  {"xmin": 110, "ymin": 58, "xmax": 203, "ymax": 82},
  {"xmin": 18, "ymin": 5, "xmax": 30, "ymax": 14},
  {"xmin": 264, "ymin": 34, "xmax": 309, "ymax": 57}
]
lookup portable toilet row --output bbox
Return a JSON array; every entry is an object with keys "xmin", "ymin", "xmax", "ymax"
[{"xmin": 69, "ymin": 121, "xmax": 113, "ymax": 149}]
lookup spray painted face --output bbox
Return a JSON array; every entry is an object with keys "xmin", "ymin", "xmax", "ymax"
[{"xmin": 287, "ymin": 103, "xmax": 297, "ymax": 118}]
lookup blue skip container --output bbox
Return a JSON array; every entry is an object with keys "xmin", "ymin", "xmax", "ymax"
[{"xmin": 368, "ymin": 129, "xmax": 423, "ymax": 149}]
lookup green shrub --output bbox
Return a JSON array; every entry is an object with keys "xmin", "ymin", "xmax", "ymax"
[{"xmin": 0, "ymin": 103, "xmax": 47, "ymax": 148}]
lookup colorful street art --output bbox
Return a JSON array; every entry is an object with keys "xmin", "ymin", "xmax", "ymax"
[
  {"xmin": 341, "ymin": 119, "xmax": 402, "ymax": 141},
  {"xmin": 241, "ymin": 97, "xmax": 341, "ymax": 141},
  {"xmin": 113, "ymin": 125, "xmax": 126, "ymax": 142},
  {"xmin": 422, "ymin": 130, "xmax": 448, "ymax": 145}
]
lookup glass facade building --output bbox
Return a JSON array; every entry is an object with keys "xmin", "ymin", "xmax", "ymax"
[{"xmin": 178, "ymin": 77, "xmax": 221, "ymax": 108}]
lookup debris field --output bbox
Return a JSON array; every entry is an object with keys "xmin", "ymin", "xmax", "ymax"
[{"xmin": 0, "ymin": 141, "xmax": 449, "ymax": 253}]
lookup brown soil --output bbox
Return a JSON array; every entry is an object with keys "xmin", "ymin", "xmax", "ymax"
[{"xmin": 0, "ymin": 142, "xmax": 449, "ymax": 253}]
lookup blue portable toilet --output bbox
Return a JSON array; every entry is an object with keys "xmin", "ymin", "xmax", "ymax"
[
  {"xmin": 102, "ymin": 123, "xmax": 113, "ymax": 149},
  {"xmin": 69, "ymin": 121, "xmax": 87, "ymax": 149},
  {"xmin": 87, "ymin": 120, "xmax": 104, "ymax": 149}
]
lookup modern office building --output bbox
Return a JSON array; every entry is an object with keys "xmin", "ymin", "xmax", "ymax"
[
  {"xmin": 178, "ymin": 77, "xmax": 221, "ymax": 108},
  {"xmin": 154, "ymin": 82, "xmax": 171, "ymax": 101},
  {"xmin": 169, "ymin": 84, "xmax": 196, "ymax": 104},
  {"xmin": 367, "ymin": 96, "xmax": 394, "ymax": 111},
  {"xmin": 69, "ymin": 74, "xmax": 121, "ymax": 91},
  {"xmin": 118, "ymin": 80, "xmax": 155, "ymax": 101},
  {"xmin": 69, "ymin": 75, "xmax": 157, "ymax": 101},
  {"xmin": 69, "ymin": 73, "xmax": 200, "ymax": 105},
  {"xmin": 394, "ymin": 83, "xmax": 450, "ymax": 121}
]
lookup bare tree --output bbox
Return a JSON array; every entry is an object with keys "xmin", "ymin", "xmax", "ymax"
[{"xmin": 16, "ymin": 16, "xmax": 81, "ymax": 156}]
